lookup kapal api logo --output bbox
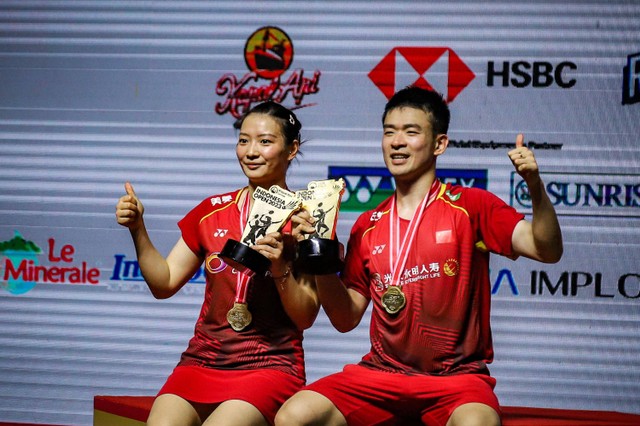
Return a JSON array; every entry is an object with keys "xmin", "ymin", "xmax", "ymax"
[{"xmin": 215, "ymin": 26, "xmax": 321, "ymax": 119}]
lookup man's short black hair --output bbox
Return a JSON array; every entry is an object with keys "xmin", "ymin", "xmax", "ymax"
[{"xmin": 382, "ymin": 86, "xmax": 450, "ymax": 135}]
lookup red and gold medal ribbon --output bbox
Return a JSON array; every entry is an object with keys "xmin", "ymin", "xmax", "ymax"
[
  {"xmin": 234, "ymin": 188, "xmax": 253, "ymax": 303},
  {"xmin": 388, "ymin": 180, "xmax": 441, "ymax": 288}
]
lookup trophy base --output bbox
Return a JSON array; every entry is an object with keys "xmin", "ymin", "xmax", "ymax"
[
  {"xmin": 296, "ymin": 237, "xmax": 343, "ymax": 275},
  {"xmin": 220, "ymin": 239, "xmax": 271, "ymax": 276}
]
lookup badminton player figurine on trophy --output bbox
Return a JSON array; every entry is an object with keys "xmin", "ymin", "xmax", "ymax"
[
  {"xmin": 220, "ymin": 185, "xmax": 301, "ymax": 276},
  {"xmin": 295, "ymin": 178, "xmax": 345, "ymax": 275}
]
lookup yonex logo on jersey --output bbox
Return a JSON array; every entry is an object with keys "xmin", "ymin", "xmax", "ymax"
[
  {"xmin": 372, "ymin": 244, "xmax": 386, "ymax": 255},
  {"xmin": 213, "ymin": 229, "xmax": 229, "ymax": 237}
]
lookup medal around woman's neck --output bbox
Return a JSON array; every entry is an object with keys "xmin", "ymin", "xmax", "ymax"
[
  {"xmin": 226, "ymin": 301, "xmax": 253, "ymax": 332},
  {"xmin": 294, "ymin": 178, "xmax": 345, "ymax": 275},
  {"xmin": 221, "ymin": 185, "xmax": 301, "ymax": 332},
  {"xmin": 220, "ymin": 185, "xmax": 301, "ymax": 276}
]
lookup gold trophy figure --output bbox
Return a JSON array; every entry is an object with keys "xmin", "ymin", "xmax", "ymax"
[{"xmin": 295, "ymin": 178, "xmax": 345, "ymax": 275}]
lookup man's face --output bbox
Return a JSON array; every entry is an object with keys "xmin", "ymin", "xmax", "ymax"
[{"xmin": 382, "ymin": 107, "xmax": 443, "ymax": 182}]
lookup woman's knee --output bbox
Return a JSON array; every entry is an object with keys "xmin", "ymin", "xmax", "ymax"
[{"xmin": 146, "ymin": 394, "xmax": 202, "ymax": 426}]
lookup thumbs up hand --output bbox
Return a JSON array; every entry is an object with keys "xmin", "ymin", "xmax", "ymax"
[
  {"xmin": 116, "ymin": 182, "xmax": 145, "ymax": 229},
  {"xmin": 507, "ymin": 133, "xmax": 540, "ymax": 184}
]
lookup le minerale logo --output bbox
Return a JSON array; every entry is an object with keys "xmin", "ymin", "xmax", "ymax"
[
  {"xmin": 0, "ymin": 231, "xmax": 42, "ymax": 294},
  {"xmin": 0, "ymin": 231, "xmax": 100, "ymax": 295}
]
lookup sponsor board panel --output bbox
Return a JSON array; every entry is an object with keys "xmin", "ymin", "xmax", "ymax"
[{"xmin": 511, "ymin": 172, "xmax": 640, "ymax": 218}]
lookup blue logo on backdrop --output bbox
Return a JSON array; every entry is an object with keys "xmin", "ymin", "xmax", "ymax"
[
  {"xmin": 492, "ymin": 268, "xmax": 640, "ymax": 300},
  {"xmin": 328, "ymin": 167, "xmax": 487, "ymax": 212},
  {"xmin": 511, "ymin": 172, "xmax": 640, "ymax": 217},
  {"xmin": 110, "ymin": 254, "xmax": 206, "ymax": 284}
]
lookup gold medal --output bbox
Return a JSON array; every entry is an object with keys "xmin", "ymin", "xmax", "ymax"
[
  {"xmin": 381, "ymin": 286, "xmax": 406, "ymax": 315},
  {"xmin": 227, "ymin": 302, "xmax": 253, "ymax": 331}
]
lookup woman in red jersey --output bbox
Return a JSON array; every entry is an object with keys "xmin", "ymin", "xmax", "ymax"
[{"xmin": 115, "ymin": 101, "xmax": 319, "ymax": 426}]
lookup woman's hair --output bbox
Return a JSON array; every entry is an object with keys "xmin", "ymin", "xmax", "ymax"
[
  {"xmin": 382, "ymin": 86, "xmax": 450, "ymax": 136},
  {"xmin": 235, "ymin": 101, "xmax": 302, "ymax": 148}
]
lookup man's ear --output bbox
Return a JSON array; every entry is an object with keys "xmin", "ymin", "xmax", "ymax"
[{"xmin": 434, "ymin": 134, "xmax": 449, "ymax": 156}]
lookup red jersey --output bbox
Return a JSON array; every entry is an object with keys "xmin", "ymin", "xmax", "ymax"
[
  {"xmin": 177, "ymin": 188, "xmax": 305, "ymax": 381},
  {"xmin": 343, "ymin": 181, "xmax": 524, "ymax": 376}
]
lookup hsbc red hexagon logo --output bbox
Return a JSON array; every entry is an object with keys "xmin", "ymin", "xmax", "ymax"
[{"xmin": 369, "ymin": 47, "xmax": 475, "ymax": 102}]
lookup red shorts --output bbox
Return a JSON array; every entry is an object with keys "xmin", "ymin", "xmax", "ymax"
[
  {"xmin": 304, "ymin": 364, "xmax": 500, "ymax": 426},
  {"xmin": 158, "ymin": 365, "xmax": 305, "ymax": 425}
]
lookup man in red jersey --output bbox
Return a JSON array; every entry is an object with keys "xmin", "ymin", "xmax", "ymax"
[{"xmin": 276, "ymin": 86, "xmax": 563, "ymax": 426}]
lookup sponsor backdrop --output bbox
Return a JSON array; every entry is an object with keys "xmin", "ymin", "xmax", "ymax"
[{"xmin": 1, "ymin": 1, "xmax": 639, "ymax": 424}]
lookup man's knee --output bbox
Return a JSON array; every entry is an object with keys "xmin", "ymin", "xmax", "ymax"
[
  {"xmin": 275, "ymin": 390, "xmax": 344, "ymax": 426},
  {"xmin": 446, "ymin": 403, "xmax": 501, "ymax": 426},
  {"xmin": 274, "ymin": 394, "xmax": 311, "ymax": 426}
]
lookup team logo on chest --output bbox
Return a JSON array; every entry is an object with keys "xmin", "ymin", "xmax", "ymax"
[
  {"xmin": 443, "ymin": 258, "xmax": 459, "ymax": 277},
  {"xmin": 370, "ymin": 273, "xmax": 384, "ymax": 292},
  {"xmin": 370, "ymin": 211, "xmax": 384, "ymax": 221},
  {"xmin": 205, "ymin": 252, "xmax": 227, "ymax": 274}
]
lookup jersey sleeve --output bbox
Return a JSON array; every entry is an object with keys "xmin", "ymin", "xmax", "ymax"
[
  {"xmin": 177, "ymin": 198, "xmax": 210, "ymax": 257},
  {"xmin": 340, "ymin": 211, "xmax": 374, "ymax": 300},
  {"xmin": 468, "ymin": 187, "xmax": 524, "ymax": 257}
]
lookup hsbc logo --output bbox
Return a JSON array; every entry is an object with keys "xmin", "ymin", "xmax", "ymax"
[
  {"xmin": 368, "ymin": 47, "xmax": 475, "ymax": 102},
  {"xmin": 487, "ymin": 61, "xmax": 577, "ymax": 88}
]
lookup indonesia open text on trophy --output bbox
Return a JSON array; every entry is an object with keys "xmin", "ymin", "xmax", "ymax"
[{"xmin": 220, "ymin": 185, "xmax": 301, "ymax": 276}]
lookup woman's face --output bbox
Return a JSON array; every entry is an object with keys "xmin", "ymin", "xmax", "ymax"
[{"xmin": 236, "ymin": 113, "xmax": 298, "ymax": 188}]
